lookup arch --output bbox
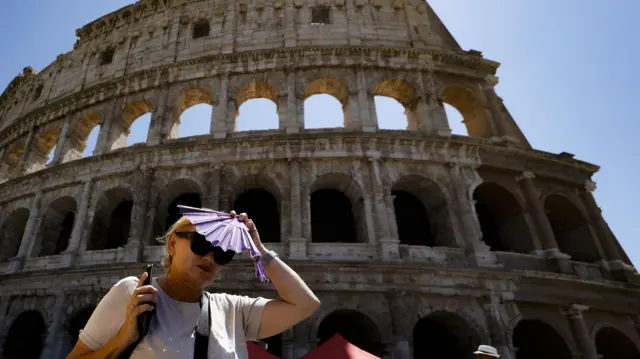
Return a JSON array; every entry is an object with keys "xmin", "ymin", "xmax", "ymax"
[
  {"xmin": 413, "ymin": 311, "xmax": 481, "ymax": 359},
  {"xmin": 375, "ymin": 79, "xmax": 419, "ymax": 130},
  {"xmin": 35, "ymin": 196, "xmax": 77, "ymax": 256},
  {"xmin": 309, "ymin": 173, "xmax": 366, "ymax": 243},
  {"xmin": 155, "ymin": 178, "xmax": 204, "ymax": 234},
  {"xmin": 473, "ymin": 182, "xmax": 536, "ymax": 253},
  {"xmin": 304, "ymin": 78, "xmax": 348, "ymax": 129},
  {"xmin": 544, "ymin": 194, "xmax": 601, "ymax": 262},
  {"xmin": 66, "ymin": 306, "xmax": 96, "ymax": 345},
  {"xmin": 391, "ymin": 175, "xmax": 456, "ymax": 247},
  {"xmin": 25, "ymin": 127, "xmax": 61, "ymax": 173},
  {"xmin": 594, "ymin": 326, "xmax": 640, "ymax": 359},
  {"xmin": 0, "ymin": 141, "xmax": 25, "ymax": 180},
  {"xmin": 512, "ymin": 319, "xmax": 571, "ymax": 359},
  {"xmin": 88, "ymin": 187, "xmax": 134, "ymax": 250},
  {"xmin": 2, "ymin": 310, "xmax": 47, "ymax": 359},
  {"xmin": 61, "ymin": 112, "xmax": 102, "ymax": 162},
  {"xmin": 441, "ymin": 84, "xmax": 489, "ymax": 137},
  {"xmin": 235, "ymin": 82, "xmax": 279, "ymax": 131},
  {"xmin": 317, "ymin": 309, "xmax": 385, "ymax": 357},
  {"xmin": 233, "ymin": 189, "xmax": 280, "ymax": 243},
  {"xmin": 109, "ymin": 99, "xmax": 153, "ymax": 150},
  {"xmin": 444, "ymin": 103, "xmax": 469, "ymax": 136},
  {"xmin": 0, "ymin": 208, "xmax": 29, "ymax": 262},
  {"xmin": 173, "ymin": 87, "xmax": 213, "ymax": 138}
]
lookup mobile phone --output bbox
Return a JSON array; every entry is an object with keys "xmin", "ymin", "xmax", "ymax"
[{"xmin": 137, "ymin": 264, "xmax": 155, "ymax": 338}]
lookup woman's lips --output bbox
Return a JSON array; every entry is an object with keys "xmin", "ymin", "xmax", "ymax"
[{"xmin": 197, "ymin": 264, "xmax": 213, "ymax": 273}]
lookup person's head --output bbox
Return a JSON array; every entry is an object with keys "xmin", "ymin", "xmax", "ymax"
[
  {"xmin": 160, "ymin": 216, "xmax": 231, "ymax": 288},
  {"xmin": 474, "ymin": 345, "xmax": 499, "ymax": 358}
]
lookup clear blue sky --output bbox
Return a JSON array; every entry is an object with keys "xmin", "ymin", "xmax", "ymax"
[{"xmin": 1, "ymin": 1, "xmax": 638, "ymax": 266}]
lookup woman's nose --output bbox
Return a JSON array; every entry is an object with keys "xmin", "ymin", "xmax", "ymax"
[{"xmin": 203, "ymin": 251, "xmax": 215, "ymax": 262}]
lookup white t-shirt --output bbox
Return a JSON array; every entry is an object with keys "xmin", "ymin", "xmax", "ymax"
[{"xmin": 79, "ymin": 276, "xmax": 270, "ymax": 359}]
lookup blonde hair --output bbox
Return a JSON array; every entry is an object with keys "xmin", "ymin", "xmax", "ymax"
[{"xmin": 156, "ymin": 216, "xmax": 196, "ymax": 274}]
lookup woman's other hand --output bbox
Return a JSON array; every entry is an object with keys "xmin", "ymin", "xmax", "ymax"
[
  {"xmin": 116, "ymin": 271, "xmax": 158, "ymax": 346},
  {"xmin": 230, "ymin": 210, "xmax": 266, "ymax": 253}
]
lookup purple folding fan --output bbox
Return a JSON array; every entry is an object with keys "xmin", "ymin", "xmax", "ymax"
[{"xmin": 177, "ymin": 204, "xmax": 269, "ymax": 282}]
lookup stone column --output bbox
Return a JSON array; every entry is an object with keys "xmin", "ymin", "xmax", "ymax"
[
  {"xmin": 40, "ymin": 292, "xmax": 66, "ymax": 359},
  {"xmin": 288, "ymin": 159, "xmax": 307, "ymax": 259},
  {"xmin": 581, "ymin": 180, "xmax": 621, "ymax": 264},
  {"xmin": 8, "ymin": 191, "xmax": 42, "ymax": 272},
  {"xmin": 516, "ymin": 172, "xmax": 559, "ymax": 251},
  {"xmin": 204, "ymin": 164, "xmax": 223, "ymax": 210},
  {"xmin": 482, "ymin": 76, "xmax": 509, "ymax": 138},
  {"xmin": 419, "ymin": 70, "xmax": 451, "ymax": 136},
  {"xmin": 94, "ymin": 98, "xmax": 124, "ymax": 155},
  {"xmin": 356, "ymin": 70, "xmax": 377, "ymax": 132},
  {"xmin": 147, "ymin": 85, "xmax": 170, "ymax": 146},
  {"xmin": 281, "ymin": 72, "xmax": 302, "ymax": 134},
  {"xmin": 17, "ymin": 128, "xmax": 36, "ymax": 174},
  {"xmin": 212, "ymin": 74, "xmax": 229, "ymax": 138},
  {"xmin": 63, "ymin": 180, "xmax": 93, "ymax": 265},
  {"xmin": 126, "ymin": 168, "xmax": 154, "ymax": 261},
  {"xmin": 384, "ymin": 192, "xmax": 400, "ymax": 240},
  {"xmin": 345, "ymin": 91, "xmax": 361, "ymax": 131},
  {"xmin": 564, "ymin": 304, "xmax": 598, "ymax": 359},
  {"xmin": 370, "ymin": 158, "xmax": 399, "ymax": 260},
  {"xmin": 51, "ymin": 118, "xmax": 72, "ymax": 165},
  {"xmin": 301, "ymin": 190, "xmax": 312, "ymax": 247}
]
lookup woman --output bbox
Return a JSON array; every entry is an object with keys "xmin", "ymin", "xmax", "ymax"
[{"xmin": 65, "ymin": 210, "xmax": 321, "ymax": 359}]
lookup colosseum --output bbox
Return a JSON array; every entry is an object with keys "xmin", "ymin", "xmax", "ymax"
[{"xmin": 1, "ymin": 0, "xmax": 639, "ymax": 359}]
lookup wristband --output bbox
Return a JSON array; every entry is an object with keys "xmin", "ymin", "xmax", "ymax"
[{"xmin": 262, "ymin": 250, "xmax": 279, "ymax": 266}]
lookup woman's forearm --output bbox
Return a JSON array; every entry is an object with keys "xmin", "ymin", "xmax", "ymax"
[
  {"xmin": 257, "ymin": 244, "xmax": 320, "ymax": 312},
  {"xmin": 67, "ymin": 332, "xmax": 132, "ymax": 359}
]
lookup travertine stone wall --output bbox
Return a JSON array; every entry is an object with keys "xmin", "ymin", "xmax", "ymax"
[{"xmin": 1, "ymin": 1, "xmax": 639, "ymax": 359}]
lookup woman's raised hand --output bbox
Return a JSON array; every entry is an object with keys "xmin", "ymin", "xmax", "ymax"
[{"xmin": 117, "ymin": 271, "xmax": 158, "ymax": 346}]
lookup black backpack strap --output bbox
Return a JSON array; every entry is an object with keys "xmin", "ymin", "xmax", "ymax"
[{"xmin": 193, "ymin": 292, "xmax": 211, "ymax": 359}]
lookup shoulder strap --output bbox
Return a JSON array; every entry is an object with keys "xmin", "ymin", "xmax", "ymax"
[{"xmin": 193, "ymin": 292, "xmax": 211, "ymax": 359}]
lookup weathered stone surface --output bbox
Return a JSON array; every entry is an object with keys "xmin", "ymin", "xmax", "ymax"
[{"xmin": 0, "ymin": 1, "xmax": 639, "ymax": 359}]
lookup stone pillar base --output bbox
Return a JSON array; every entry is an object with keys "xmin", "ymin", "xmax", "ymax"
[
  {"xmin": 212, "ymin": 131, "xmax": 228, "ymax": 139},
  {"xmin": 6, "ymin": 255, "xmax": 26, "ymax": 273},
  {"xmin": 379, "ymin": 238, "xmax": 400, "ymax": 261},
  {"xmin": 473, "ymin": 251, "xmax": 502, "ymax": 268},
  {"xmin": 123, "ymin": 242, "xmax": 142, "ymax": 263},
  {"xmin": 361, "ymin": 125, "xmax": 377, "ymax": 132},
  {"xmin": 285, "ymin": 126, "xmax": 301, "ymax": 134},
  {"xmin": 544, "ymin": 249, "xmax": 573, "ymax": 274},
  {"xmin": 288, "ymin": 238, "xmax": 308, "ymax": 260},
  {"xmin": 58, "ymin": 250, "xmax": 80, "ymax": 268}
]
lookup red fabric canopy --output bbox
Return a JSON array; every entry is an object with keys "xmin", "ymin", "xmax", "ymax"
[
  {"xmin": 299, "ymin": 334, "xmax": 381, "ymax": 359},
  {"xmin": 246, "ymin": 341, "xmax": 282, "ymax": 359}
]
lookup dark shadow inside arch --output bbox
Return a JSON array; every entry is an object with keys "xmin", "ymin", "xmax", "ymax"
[
  {"xmin": 3, "ymin": 310, "xmax": 47, "ymax": 359},
  {"xmin": 595, "ymin": 327, "xmax": 640, "ymax": 359},
  {"xmin": 473, "ymin": 183, "xmax": 535, "ymax": 253},
  {"xmin": 317, "ymin": 310, "xmax": 386, "ymax": 357},
  {"xmin": 233, "ymin": 189, "xmax": 280, "ymax": 243},
  {"xmin": 37, "ymin": 197, "xmax": 77, "ymax": 256},
  {"xmin": 544, "ymin": 195, "xmax": 601, "ymax": 262},
  {"xmin": 89, "ymin": 189, "xmax": 134, "ymax": 250},
  {"xmin": 67, "ymin": 307, "xmax": 96, "ymax": 345},
  {"xmin": 165, "ymin": 193, "xmax": 202, "ymax": 231},
  {"xmin": 513, "ymin": 319, "xmax": 571, "ymax": 359},
  {"xmin": 310, "ymin": 189, "xmax": 357, "ymax": 243},
  {"xmin": 0, "ymin": 208, "xmax": 29, "ymax": 262},
  {"xmin": 392, "ymin": 190, "xmax": 434, "ymax": 246},
  {"xmin": 413, "ymin": 312, "xmax": 480, "ymax": 359}
]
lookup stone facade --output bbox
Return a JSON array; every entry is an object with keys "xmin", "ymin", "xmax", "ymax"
[{"xmin": 1, "ymin": 1, "xmax": 640, "ymax": 359}]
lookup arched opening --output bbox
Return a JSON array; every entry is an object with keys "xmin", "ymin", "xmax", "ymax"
[
  {"xmin": 235, "ymin": 82, "xmax": 279, "ymax": 131},
  {"xmin": 47, "ymin": 145, "xmax": 56, "ymax": 164},
  {"xmin": 441, "ymin": 85, "xmax": 488, "ymax": 137},
  {"xmin": 544, "ymin": 195, "xmax": 601, "ymax": 262},
  {"xmin": 81, "ymin": 125, "xmax": 101, "ymax": 158},
  {"xmin": 473, "ymin": 183, "xmax": 535, "ymax": 253},
  {"xmin": 233, "ymin": 189, "xmax": 280, "ymax": 243},
  {"xmin": 0, "ymin": 141, "xmax": 24, "ymax": 180},
  {"xmin": 89, "ymin": 188, "xmax": 134, "ymax": 250},
  {"xmin": 2, "ymin": 310, "xmax": 47, "ymax": 359},
  {"xmin": 24, "ymin": 128, "xmax": 60, "ymax": 173},
  {"xmin": 127, "ymin": 114, "xmax": 151, "ymax": 145},
  {"xmin": 375, "ymin": 80, "xmax": 418, "ymax": 130},
  {"xmin": 0, "ymin": 208, "xmax": 29, "ymax": 262},
  {"xmin": 113, "ymin": 100, "xmax": 152, "ymax": 149},
  {"xmin": 311, "ymin": 189, "xmax": 357, "ymax": 243},
  {"xmin": 413, "ymin": 312, "xmax": 480, "ymax": 359},
  {"xmin": 392, "ymin": 176, "xmax": 456, "ymax": 247},
  {"xmin": 595, "ymin": 327, "xmax": 640, "ymax": 359},
  {"xmin": 166, "ymin": 193, "xmax": 202, "ymax": 230},
  {"xmin": 444, "ymin": 103, "xmax": 468, "ymax": 136},
  {"xmin": 173, "ymin": 88, "xmax": 213, "ymax": 138},
  {"xmin": 317, "ymin": 310, "xmax": 385, "ymax": 357},
  {"xmin": 153, "ymin": 179, "xmax": 204, "ymax": 240},
  {"xmin": 36, "ymin": 196, "xmax": 77, "ymax": 256},
  {"xmin": 512, "ymin": 320, "xmax": 571, "ymax": 359},
  {"xmin": 304, "ymin": 78, "xmax": 348, "ymax": 129}
]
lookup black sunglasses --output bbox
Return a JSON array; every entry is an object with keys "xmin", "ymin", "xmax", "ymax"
[{"xmin": 175, "ymin": 231, "xmax": 235, "ymax": 265}]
